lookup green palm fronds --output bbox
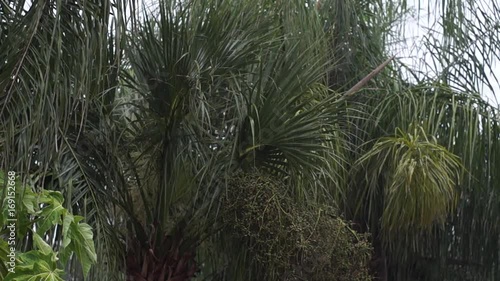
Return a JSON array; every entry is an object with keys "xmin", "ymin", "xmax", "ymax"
[
  {"xmin": 2, "ymin": 0, "xmax": 500, "ymax": 280},
  {"xmin": 355, "ymin": 125, "xmax": 462, "ymax": 234}
]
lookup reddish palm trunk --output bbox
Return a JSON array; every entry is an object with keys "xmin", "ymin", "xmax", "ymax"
[{"xmin": 126, "ymin": 233, "xmax": 198, "ymax": 281}]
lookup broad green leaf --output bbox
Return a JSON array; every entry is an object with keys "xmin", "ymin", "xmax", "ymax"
[
  {"xmin": 0, "ymin": 239, "xmax": 11, "ymax": 279},
  {"xmin": 36, "ymin": 191, "xmax": 66, "ymax": 235},
  {"xmin": 62, "ymin": 213, "xmax": 74, "ymax": 248},
  {"xmin": 21, "ymin": 188, "xmax": 37, "ymax": 214},
  {"xmin": 60, "ymin": 219, "xmax": 97, "ymax": 277},
  {"xmin": 4, "ymin": 251, "xmax": 64, "ymax": 281},
  {"xmin": 32, "ymin": 233, "xmax": 53, "ymax": 256}
]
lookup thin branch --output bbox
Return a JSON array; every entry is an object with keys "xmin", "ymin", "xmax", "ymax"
[{"xmin": 344, "ymin": 56, "xmax": 395, "ymax": 96}]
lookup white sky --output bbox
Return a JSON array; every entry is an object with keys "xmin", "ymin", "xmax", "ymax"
[{"xmin": 396, "ymin": 0, "xmax": 500, "ymax": 107}]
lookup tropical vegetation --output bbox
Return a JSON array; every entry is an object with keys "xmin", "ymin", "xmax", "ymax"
[
  {"xmin": 1, "ymin": 0, "xmax": 499, "ymax": 280},
  {"xmin": 0, "ymin": 171, "xmax": 97, "ymax": 281}
]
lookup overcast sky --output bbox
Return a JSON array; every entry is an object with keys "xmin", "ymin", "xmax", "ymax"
[{"xmin": 397, "ymin": 0, "xmax": 499, "ymax": 107}]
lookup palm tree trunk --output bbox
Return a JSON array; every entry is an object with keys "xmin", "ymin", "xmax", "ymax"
[{"xmin": 373, "ymin": 236, "xmax": 388, "ymax": 281}]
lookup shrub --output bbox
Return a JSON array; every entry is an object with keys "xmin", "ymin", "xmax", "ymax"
[{"xmin": 221, "ymin": 169, "xmax": 372, "ymax": 281}]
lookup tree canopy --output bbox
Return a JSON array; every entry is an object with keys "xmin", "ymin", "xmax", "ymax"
[{"xmin": 1, "ymin": 0, "xmax": 499, "ymax": 280}]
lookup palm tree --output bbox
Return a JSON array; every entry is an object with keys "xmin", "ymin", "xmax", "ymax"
[
  {"xmin": 2, "ymin": 0, "xmax": 367, "ymax": 279},
  {"xmin": 117, "ymin": 1, "xmax": 367, "ymax": 280},
  {"xmin": 0, "ymin": 0, "xmax": 126, "ymax": 278},
  {"xmin": 1, "ymin": 0, "xmax": 499, "ymax": 280},
  {"xmin": 308, "ymin": 1, "xmax": 500, "ymax": 280},
  {"xmin": 325, "ymin": 0, "xmax": 500, "ymax": 279}
]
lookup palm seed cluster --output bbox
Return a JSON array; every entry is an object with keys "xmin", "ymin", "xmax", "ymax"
[{"xmin": 221, "ymin": 169, "xmax": 372, "ymax": 281}]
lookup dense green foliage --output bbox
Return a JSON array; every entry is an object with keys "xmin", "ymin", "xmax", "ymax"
[
  {"xmin": 221, "ymin": 170, "xmax": 372, "ymax": 281},
  {"xmin": 354, "ymin": 125, "xmax": 463, "ymax": 233},
  {"xmin": 0, "ymin": 171, "xmax": 97, "ymax": 280},
  {"xmin": 1, "ymin": 0, "xmax": 499, "ymax": 280}
]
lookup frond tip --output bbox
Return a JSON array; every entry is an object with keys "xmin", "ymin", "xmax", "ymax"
[{"xmin": 356, "ymin": 125, "xmax": 463, "ymax": 234}]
